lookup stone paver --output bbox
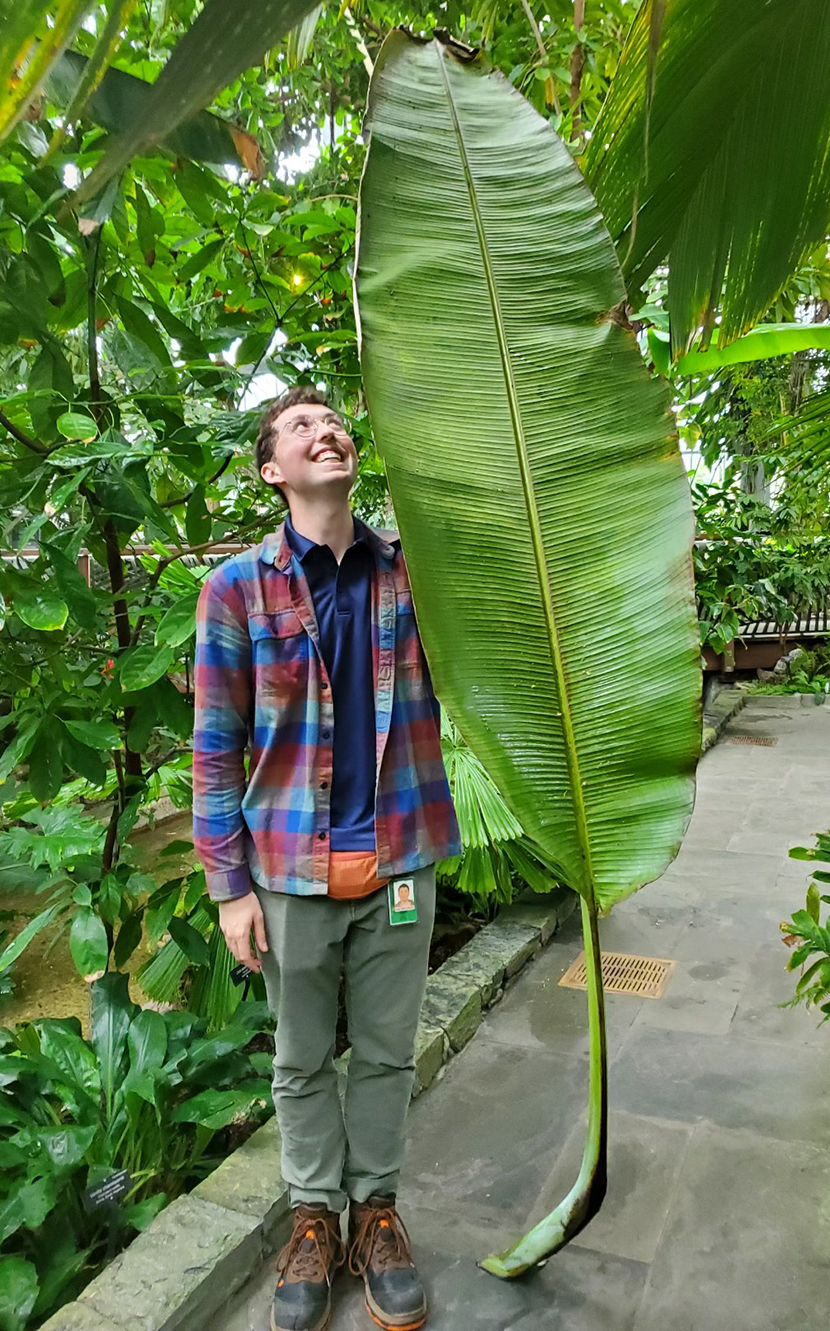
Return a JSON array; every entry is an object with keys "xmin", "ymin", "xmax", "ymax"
[{"xmin": 210, "ymin": 699, "xmax": 830, "ymax": 1331}]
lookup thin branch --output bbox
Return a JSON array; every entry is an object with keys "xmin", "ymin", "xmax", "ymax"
[
  {"xmin": 520, "ymin": 0, "xmax": 560, "ymax": 113},
  {"xmin": 143, "ymin": 746, "xmax": 189, "ymax": 781},
  {"xmin": 128, "ymin": 517, "xmax": 266, "ymax": 646},
  {"xmin": 570, "ymin": 0, "xmax": 587, "ymax": 141},
  {"xmin": 84, "ymin": 226, "xmax": 142, "ymax": 787},
  {"xmin": 353, "ymin": 12, "xmax": 384, "ymax": 39},
  {"xmin": 102, "ymin": 798, "xmax": 120, "ymax": 874},
  {"xmin": 0, "ymin": 409, "xmax": 48, "ymax": 455},
  {"xmin": 158, "ymin": 455, "xmax": 233, "ymax": 508},
  {"xmin": 238, "ymin": 248, "xmax": 351, "ymax": 403},
  {"xmin": 86, "ymin": 231, "xmax": 104, "ymax": 414},
  {"xmin": 237, "ymin": 217, "xmax": 280, "ymax": 322}
]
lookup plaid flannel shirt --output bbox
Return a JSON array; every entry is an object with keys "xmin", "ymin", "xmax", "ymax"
[{"xmin": 193, "ymin": 520, "xmax": 461, "ymax": 901}]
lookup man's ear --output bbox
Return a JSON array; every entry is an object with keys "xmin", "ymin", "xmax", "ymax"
[{"xmin": 260, "ymin": 458, "xmax": 284, "ymax": 487}]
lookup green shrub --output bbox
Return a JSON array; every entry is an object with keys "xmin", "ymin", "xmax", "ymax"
[
  {"xmin": 781, "ymin": 829, "xmax": 830, "ymax": 1020},
  {"xmin": 0, "ymin": 973, "xmax": 272, "ymax": 1328}
]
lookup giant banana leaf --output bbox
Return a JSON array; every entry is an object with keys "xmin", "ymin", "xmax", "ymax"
[
  {"xmin": 356, "ymin": 30, "xmax": 700, "ymax": 1277},
  {"xmin": 71, "ymin": 0, "xmax": 322, "ymax": 207},
  {"xmin": 584, "ymin": 0, "xmax": 830, "ymax": 354}
]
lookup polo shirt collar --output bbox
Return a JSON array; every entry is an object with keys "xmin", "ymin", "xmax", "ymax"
[{"xmin": 258, "ymin": 516, "xmax": 397, "ymax": 571}]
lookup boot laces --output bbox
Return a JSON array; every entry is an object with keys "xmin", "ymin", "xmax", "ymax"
[
  {"xmin": 277, "ymin": 1209, "xmax": 344, "ymax": 1286},
  {"xmin": 349, "ymin": 1204, "xmax": 413, "ymax": 1277}
]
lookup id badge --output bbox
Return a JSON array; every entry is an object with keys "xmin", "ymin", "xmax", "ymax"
[{"xmin": 388, "ymin": 875, "xmax": 418, "ymax": 925}]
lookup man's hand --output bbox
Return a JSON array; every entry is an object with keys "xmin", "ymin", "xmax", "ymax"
[{"xmin": 218, "ymin": 892, "xmax": 268, "ymax": 973}]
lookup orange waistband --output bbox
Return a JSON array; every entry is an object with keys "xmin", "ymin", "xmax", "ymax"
[{"xmin": 327, "ymin": 851, "xmax": 390, "ymax": 901}]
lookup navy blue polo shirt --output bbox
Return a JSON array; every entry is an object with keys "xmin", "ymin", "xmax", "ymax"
[{"xmin": 284, "ymin": 514, "xmax": 376, "ymax": 851}]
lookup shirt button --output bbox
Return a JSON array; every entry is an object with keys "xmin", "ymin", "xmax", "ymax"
[
  {"xmin": 318, "ymin": 831, "xmax": 327, "ymax": 841},
  {"xmin": 322, "ymin": 681, "xmax": 329, "ymax": 690},
  {"xmin": 320, "ymin": 780, "xmax": 328, "ymax": 790},
  {"xmin": 321, "ymin": 729, "xmax": 331, "ymax": 740}
]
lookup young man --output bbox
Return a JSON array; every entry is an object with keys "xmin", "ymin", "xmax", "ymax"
[{"xmin": 192, "ymin": 386, "xmax": 461, "ymax": 1331}]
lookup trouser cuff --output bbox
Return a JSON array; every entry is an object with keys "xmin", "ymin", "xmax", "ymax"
[
  {"xmin": 346, "ymin": 1174, "xmax": 400, "ymax": 1204},
  {"xmin": 288, "ymin": 1185, "xmax": 347, "ymax": 1213}
]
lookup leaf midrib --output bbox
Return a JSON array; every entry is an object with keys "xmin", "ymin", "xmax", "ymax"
[{"xmin": 433, "ymin": 42, "xmax": 595, "ymax": 895}]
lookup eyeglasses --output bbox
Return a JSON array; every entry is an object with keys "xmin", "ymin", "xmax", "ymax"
[{"xmin": 276, "ymin": 414, "xmax": 350, "ymax": 441}]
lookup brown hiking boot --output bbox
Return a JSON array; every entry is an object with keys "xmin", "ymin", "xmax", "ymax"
[
  {"xmin": 271, "ymin": 1204, "xmax": 345, "ymax": 1331},
  {"xmin": 348, "ymin": 1195, "xmax": 427, "ymax": 1330}
]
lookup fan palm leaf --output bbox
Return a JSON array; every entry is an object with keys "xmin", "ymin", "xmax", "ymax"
[{"xmin": 585, "ymin": 0, "xmax": 830, "ymax": 353}]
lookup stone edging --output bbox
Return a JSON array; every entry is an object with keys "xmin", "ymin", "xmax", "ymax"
[
  {"xmin": 43, "ymin": 886, "xmax": 576, "ymax": 1331},
  {"xmin": 701, "ymin": 685, "xmax": 747, "ymax": 754}
]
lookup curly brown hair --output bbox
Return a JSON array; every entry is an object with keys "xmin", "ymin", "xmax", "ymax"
[{"xmin": 254, "ymin": 385, "xmax": 330, "ymax": 486}]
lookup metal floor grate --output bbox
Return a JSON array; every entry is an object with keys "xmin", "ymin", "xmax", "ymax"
[
  {"xmin": 559, "ymin": 951, "xmax": 676, "ymax": 999},
  {"xmin": 726, "ymin": 734, "xmax": 778, "ymax": 746}
]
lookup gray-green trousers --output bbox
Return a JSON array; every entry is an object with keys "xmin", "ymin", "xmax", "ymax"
[{"xmin": 254, "ymin": 865, "xmax": 436, "ymax": 1214}]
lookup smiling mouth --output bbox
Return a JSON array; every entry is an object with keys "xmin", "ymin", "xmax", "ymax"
[{"xmin": 313, "ymin": 449, "xmax": 345, "ymax": 463}]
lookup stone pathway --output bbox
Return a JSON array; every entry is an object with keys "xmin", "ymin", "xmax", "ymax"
[{"xmin": 214, "ymin": 696, "xmax": 830, "ymax": 1331}]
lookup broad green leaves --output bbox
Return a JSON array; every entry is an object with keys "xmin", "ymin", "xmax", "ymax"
[
  {"xmin": 46, "ymin": 49, "xmax": 263, "ymax": 172},
  {"xmin": 56, "ymin": 411, "xmax": 97, "ymax": 441},
  {"xmin": 0, "ymin": 1256, "xmax": 39, "ymax": 1331},
  {"xmin": 0, "ymin": 988, "xmax": 271, "ymax": 1324},
  {"xmin": 0, "ymin": 906, "xmax": 60, "ymax": 977},
  {"xmin": 675, "ymin": 323, "xmax": 830, "ymax": 378},
  {"xmin": 171, "ymin": 1081, "xmax": 271, "ymax": 1130},
  {"xmin": 69, "ymin": 908, "xmax": 108, "ymax": 981},
  {"xmin": 155, "ymin": 594, "xmax": 199, "ymax": 648},
  {"xmin": 27, "ymin": 721, "xmax": 64, "ymax": 803},
  {"xmin": 61, "ymin": 719, "xmax": 120, "ymax": 749},
  {"xmin": 119, "ymin": 645, "xmax": 176, "ymax": 692},
  {"xmin": 11, "ymin": 589, "xmax": 68, "ymax": 632}
]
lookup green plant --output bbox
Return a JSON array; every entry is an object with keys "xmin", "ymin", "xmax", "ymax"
[
  {"xmin": 439, "ymin": 713, "xmax": 564, "ymax": 910},
  {"xmin": 692, "ymin": 484, "xmax": 830, "ymax": 654},
  {"xmin": 0, "ymin": 919, "xmax": 15, "ymax": 1003},
  {"xmin": 0, "ymin": 972, "xmax": 272, "ymax": 1328},
  {"xmin": 131, "ymin": 842, "xmax": 268, "ymax": 1030},
  {"xmin": 584, "ymin": 0, "xmax": 830, "ymax": 350},
  {"xmin": 0, "ymin": 0, "xmax": 375, "ymax": 987},
  {"xmin": 0, "ymin": 806, "xmax": 157, "ymax": 986},
  {"xmin": 356, "ymin": 31, "xmax": 700, "ymax": 1277},
  {"xmin": 781, "ymin": 830, "xmax": 830, "ymax": 1020}
]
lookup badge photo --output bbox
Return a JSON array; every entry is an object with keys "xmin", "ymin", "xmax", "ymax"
[{"xmin": 388, "ymin": 875, "xmax": 418, "ymax": 925}]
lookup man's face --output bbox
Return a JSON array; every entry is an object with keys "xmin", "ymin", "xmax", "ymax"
[{"xmin": 260, "ymin": 402, "xmax": 358, "ymax": 500}]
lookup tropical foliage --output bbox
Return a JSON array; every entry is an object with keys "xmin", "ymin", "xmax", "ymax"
[
  {"xmin": 0, "ymin": 0, "xmax": 828, "ymax": 1303},
  {"xmin": 692, "ymin": 486, "xmax": 830, "ymax": 655},
  {"xmin": 584, "ymin": 0, "xmax": 830, "ymax": 352},
  {"xmin": 781, "ymin": 830, "xmax": 830, "ymax": 1021},
  {"xmin": 0, "ymin": 974, "xmax": 271, "ymax": 1327}
]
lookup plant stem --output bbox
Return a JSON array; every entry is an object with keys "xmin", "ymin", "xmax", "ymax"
[
  {"xmin": 520, "ymin": 0, "xmax": 560, "ymax": 113},
  {"xmin": 479, "ymin": 894, "xmax": 607, "ymax": 1278},
  {"xmin": 345, "ymin": 6, "xmax": 374, "ymax": 77},
  {"xmin": 85, "ymin": 228, "xmax": 143, "ymax": 787},
  {"xmin": 0, "ymin": 409, "xmax": 48, "ymax": 455},
  {"xmin": 570, "ymin": 0, "xmax": 587, "ymax": 141}
]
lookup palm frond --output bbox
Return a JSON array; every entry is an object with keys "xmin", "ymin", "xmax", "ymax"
[{"xmin": 585, "ymin": 0, "xmax": 830, "ymax": 352}]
